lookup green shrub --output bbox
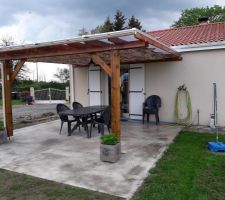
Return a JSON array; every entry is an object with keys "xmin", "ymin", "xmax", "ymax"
[
  {"xmin": 0, "ymin": 121, "xmax": 4, "ymax": 131},
  {"xmin": 12, "ymin": 80, "xmax": 69, "ymax": 92},
  {"xmin": 100, "ymin": 133, "xmax": 119, "ymax": 145}
]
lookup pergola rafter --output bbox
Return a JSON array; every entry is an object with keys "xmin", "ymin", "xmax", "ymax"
[
  {"xmin": 0, "ymin": 28, "xmax": 181, "ymax": 138},
  {"xmin": 0, "ymin": 41, "xmax": 147, "ymax": 60},
  {"xmin": 11, "ymin": 59, "xmax": 27, "ymax": 81},
  {"xmin": 91, "ymin": 53, "xmax": 112, "ymax": 77}
]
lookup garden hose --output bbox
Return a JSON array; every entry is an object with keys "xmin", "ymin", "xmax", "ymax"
[{"xmin": 174, "ymin": 85, "xmax": 192, "ymax": 125}]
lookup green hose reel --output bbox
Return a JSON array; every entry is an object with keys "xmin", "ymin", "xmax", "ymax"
[{"xmin": 174, "ymin": 84, "xmax": 192, "ymax": 125}]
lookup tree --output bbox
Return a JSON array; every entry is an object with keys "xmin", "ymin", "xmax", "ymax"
[
  {"xmin": 172, "ymin": 5, "xmax": 225, "ymax": 27},
  {"xmin": 128, "ymin": 15, "xmax": 142, "ymax": 29},
  {"xmin": 90, "ymin": 10, "xmax": 144, "ymax": 33},
  {"xmin": 113, "ymin": 10, "xmax": 126, "ymax": 31},
  {"xmin": 90, "ymin": 25, "xmax": 103, "ymax": 34},
  {"xmin": 91, "ymin": 17, "xmax": 114, "ymax": 34},
  {"xmin": 54, "ymin": 68, "xmax": 69, "ymax": 83},
  {"xmin": 101, "ymin": 17, "xmax": 114, "ymax": 32},
  {"xmin": 0, "ymin": 36, "xmax": 30, "ymax": 81},
  {"xmin": 0, "ymin": 35, "xmax": 14, "ymax": 46},
  {"xmin": 15, "ymin": 63, "xmax": 30, "ymax": 80},
  {"xmin": 78, "ymin": 27, "xmax": 89, "ymax": 36}
]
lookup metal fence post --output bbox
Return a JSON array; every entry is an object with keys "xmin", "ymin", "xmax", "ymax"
[
  {"xmin": 30, "ymin": 87, "xmax": 35, "ymax": 101},
  {"xmin": 65, "ymin": 87, "xmax": 69, "ymax": 101},
  {"xmin": 49, "ymin": 88, "xmax": 52, "ymax": 103}
]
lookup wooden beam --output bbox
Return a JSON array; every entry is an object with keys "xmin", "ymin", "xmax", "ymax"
[
  {"xmin": 11, "ymin": 59, "xmax": 26, "ymax": 81},
  {"xmin": 2, "ymin": 60, "xmax": 13, "ymax": 136},
  {"xmin": 110, "ymin": 50, "xmax": 121, "ymax": 139},
  {"xmin": 0, "ymin": 40, "xmax": 147, "ymax": 60},
  {"xmin": 108, "ymin": 37, "xmax": 127, "ymax": 44},
  {"xmin": 73, "ymin": 56, "xmax": 182, "ymax": 68},
  {"xmin": 149, "ymin": 56, "xmax": 183, "ymax": 62},
  {"xmin": 86, "ymin": 40, "xmax": 111, "ymax": 47},
  {"xmin": 135, "ymin": 33, "xmax": 181, "ymax": 58},
  {"xmin": 120, "ymin": 57, "xmax": 183, "ymax": 64},
  {"xmin": 91, "ymin": 53, "xmax": 112, "ymax": 77}
]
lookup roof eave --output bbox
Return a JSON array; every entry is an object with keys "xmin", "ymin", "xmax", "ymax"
[{"xmin": 171, "ymin": 41, "xmax": 225, "ymax": 52}]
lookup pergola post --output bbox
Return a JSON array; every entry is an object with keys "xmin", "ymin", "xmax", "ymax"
[
  {"xmin": 2, "ymin": 60, "xmax": 13, "ymax": 136},
  {"xmin": 110, "ymin": 50, "xmax": 121, "ymax": 139}
]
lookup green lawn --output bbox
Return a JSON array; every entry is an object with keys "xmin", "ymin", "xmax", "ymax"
[
  {"xmin": 132, "ymin": 132, "xmax": 225, "ymax": 200},
  {"xmin": 0, "ymin": 168, "xmax": 123, "ymax": 200},
  {"xmin": 0, "ymin": 131, "xmax": 225, "ymax": 200},
  {"xmin": 0, "ymin": 99, "xmax": 25, "ymax": 106}
]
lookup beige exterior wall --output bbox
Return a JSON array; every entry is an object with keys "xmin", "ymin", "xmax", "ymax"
[
  {"xmin": 73, "ymin": 67, "xmax": 89, "ymax": 106},
  {"xmin": 72, "ymin": 49, "xmax": 225, "ymax": 126},
  {"xmin": 145, "ymin": 49, "xmax": 225, "ymax": 126},
  {"xmin": 73, "ymin": 67, "xmax": 110, "ymax": 106},
  {"xmin": 101, "ymin": 70, "xmax": 109, "ymax": 105}
]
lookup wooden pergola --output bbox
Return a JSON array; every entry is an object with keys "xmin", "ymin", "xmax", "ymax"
[{"xmin": 0, "ymin": 28, "xmax": 181, "ymax": 139}]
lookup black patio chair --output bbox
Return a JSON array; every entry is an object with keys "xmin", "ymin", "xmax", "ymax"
[
  {"xmin": 143, "ymin": 95, "xmax": 161, "ymax": 125},
  {"xmin": 90, "ymin": 106, "xmax": 111, "ymax": 138},
  {"xmin": 73, "ymin": 101, "xmax": 98, "ymax": 129},
  {"xmin": 56, "ymin": 104, "xmax": 77, "ymax": 135},
  {"xmin": 72, "ymin": 101, "xmax": 84, "ymax": 131},
  {"xmin": 72, "ymin": 101, "xmax": 83, "ymax": 110}
]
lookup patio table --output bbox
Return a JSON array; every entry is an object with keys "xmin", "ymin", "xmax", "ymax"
[{"xmin": 59, "ymin": 105, "xmax": 107, "ymax": 137}]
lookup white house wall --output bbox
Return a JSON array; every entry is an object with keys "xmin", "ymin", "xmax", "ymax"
[
  {"xmin": 73, "ymin": 67, "xmax": 109, "ymax": 106},
  {"xmin": 69, "ymin": 65, "xmax": 75, "ymax": 108},
  {"xmin": 73, "ymin": 67, "xmax": 89, "ymax": 106},
  {"xmin": 72, "ymin": 49, "xmax": 225, "ymax": 126},
  {"xmin": 146, "ymin": 49, "xmax": 225, "ymax": 126},
  {"xmin": 101, "ymin": 70, "xmax": 109, "ymax": 105}
]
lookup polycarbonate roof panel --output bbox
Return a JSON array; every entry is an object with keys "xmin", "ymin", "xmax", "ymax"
[{"xmin": 0, "ymin": 28, "xmax": 180, "ymax": 63}]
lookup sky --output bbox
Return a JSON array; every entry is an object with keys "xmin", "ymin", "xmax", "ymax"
[{"xmin": 0, "ymin": 0, "xmax": 225, "ymax": 81}]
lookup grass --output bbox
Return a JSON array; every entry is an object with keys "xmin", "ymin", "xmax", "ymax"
[
  {"xmin": 0, "ymin": 99, "xmax": 25, "ymax": 106},
  {"xmin": 0, "ymin": 168, "xmax": 123, "ymax": 200},
  {"xmin": 132, "ymin": 131, "xmax": 225, "ymax": 200},
  {"xmin": 0, "ymin": 120, "xmax": 3, "ymax": 130}
]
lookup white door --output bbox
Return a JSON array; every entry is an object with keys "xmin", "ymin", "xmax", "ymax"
[
  {"xmin": 88, "ymin": 66, "xmax": 101, "ymax": 106},
  {"xmin": 129, "ymin": 64, "xmax": 145, "ymax": 120}
]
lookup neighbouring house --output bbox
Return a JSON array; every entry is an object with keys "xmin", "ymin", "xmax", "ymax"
[{"xmin": 70, "ymin": 21, "xmax": 225, "ymax": 126}]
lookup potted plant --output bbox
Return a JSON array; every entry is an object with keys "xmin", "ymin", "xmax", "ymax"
[
  {"xmin": 0, "ymin": 121, "xmax": 7, "ymax": 144},
  {"xmin": 100, "ymin": 133, "xmax": 121, "ymax": 163}
]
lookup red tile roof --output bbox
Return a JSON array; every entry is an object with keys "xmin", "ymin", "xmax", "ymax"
[{"xmin": 147, "ymin": 21, "xmax": 225, "ymax": 46}]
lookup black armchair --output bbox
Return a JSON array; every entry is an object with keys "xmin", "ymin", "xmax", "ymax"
[
  {"xmin": 90, "ymin": 106, "xmax": 111, "ymax": 138},
  {"xmin": 56, "ymin": 104, "xmax": 77, "ymax": 135},
  {"xmin": 72, "ymin": 101, "xmax": 84, "ymax": 131},
  {"xmin": 72, "ymin": 101, "xmax": 83, "ymax": 110},
  {"xmin": 143, "ymin": 95, "xmax": 161, "ymax": 125}
]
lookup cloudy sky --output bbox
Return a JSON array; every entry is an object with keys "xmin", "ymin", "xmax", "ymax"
[{"xmin": 0, "ymin": 0, "xmax": 225, "ymax": 81}]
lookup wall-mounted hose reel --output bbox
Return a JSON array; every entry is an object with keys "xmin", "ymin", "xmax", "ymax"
[{"xmin": 174, "ymin": 84, "xmax": 192, "ymax": 125}]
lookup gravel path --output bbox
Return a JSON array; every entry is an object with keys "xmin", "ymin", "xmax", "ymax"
[{"xmin": 0, "ymin": 104, "xmax": 61, "ymax": 123}]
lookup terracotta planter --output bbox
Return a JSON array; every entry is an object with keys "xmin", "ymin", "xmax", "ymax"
[
  {"xmin": 0, "ymin": 129, "xmax": 8, "ymax": 144},
  {"xmin": 100, "ymin": 143, "xmax": 121, "ymax": 163}
]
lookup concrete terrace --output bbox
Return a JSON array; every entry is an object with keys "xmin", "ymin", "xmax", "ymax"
[{"xmin": 0, "ymin": 120, "xmax": 181, "ymax": 199}]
